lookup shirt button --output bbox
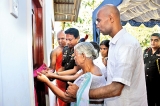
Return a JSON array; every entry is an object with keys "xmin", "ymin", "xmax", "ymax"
[
  {"xmin": 146, "ymin": 75, "xmax": 148, "ymax": 76},
  {"xmin": 151, "ymin": 55, "xmax": 153, "ymax": 56},
  {"xmin": 147, "ymin": 68, "xmax": 149, "ymax": 69},
  {"xmin": 149, "ymin": 61, "xmax": 151, "ymax": 63}
]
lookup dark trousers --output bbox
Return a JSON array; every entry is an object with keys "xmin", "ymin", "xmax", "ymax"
[{"xmin": 146, "ymin": 77, "xmax": 160, "ymax": 106}]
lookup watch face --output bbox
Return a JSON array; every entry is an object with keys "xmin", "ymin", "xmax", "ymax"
[
  {"xmin": 156, "ymin": 54, "xmax": 160, "ymax": 57},
  {"xmin": 144, "ymin": 53, "xmax": 148, "ymax": 58},
  {"xmin": 105, "ymin": 57, "xmax": 108, "ymax": 60}
]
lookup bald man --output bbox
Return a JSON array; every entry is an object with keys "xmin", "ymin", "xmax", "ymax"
[
  {"xmin": 66, "ymin": 4, "xmax": 148, "ymax": 106},
  {"xmin": 49, "ymin": 30, "xmax": 66, "ymax": 70},
  {"xmin": 49, "ymin": 30, "xmax": 68, "ymax": 106}
]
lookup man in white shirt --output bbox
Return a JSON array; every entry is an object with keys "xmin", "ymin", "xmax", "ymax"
[{"xmin": 66, "ymin": 4, "xmax": 148, "ymax": 106}]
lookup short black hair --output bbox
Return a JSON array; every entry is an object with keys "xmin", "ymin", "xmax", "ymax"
[
  {"xmin": 151, "ymin": 33, "xmax": 160, "ymax": 39},
  {"xmin": 100, "ymin": 40, "xmax": 110, "ymax": 48},
  {"xmin": 65, "ymin": 28, "xmax": 79, "ymax": 38}
]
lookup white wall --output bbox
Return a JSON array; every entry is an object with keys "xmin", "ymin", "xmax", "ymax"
[
  {"xmin": 43, "ymin": 0, "xmax": 56, "ymax": 106},
  {"xmin": 43, "ymin": 0, "xmax": 53, "ymax": 66},
  {"xmin": 0, "ymin": 0, "xmax": 34, "ymax": 106}
]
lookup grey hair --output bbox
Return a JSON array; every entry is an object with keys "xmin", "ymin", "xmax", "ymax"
[{"xmin": 74, "ymin": 42, "xmax": 98, "ymax": 59}]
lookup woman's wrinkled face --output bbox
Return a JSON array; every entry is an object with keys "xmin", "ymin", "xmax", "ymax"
[
  {"xmin": 100, "ymin": 45, "xmax": 108, "ymax": 57},
  {"xmin": 74, "ymin": 50, "xmax": 84, "ymax": 66}
]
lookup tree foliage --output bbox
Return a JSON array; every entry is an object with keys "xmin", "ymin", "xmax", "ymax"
[
  {"xmin": 124, "ymin": 24, "xmax": 160, "ymax": 50},
  {"xmin": 60, "ymin": 0, "xmax": 160, "ymax": 50},
  {"xmin": 64, "ymin": 0, "xmax": 103, "ymax": 40}
]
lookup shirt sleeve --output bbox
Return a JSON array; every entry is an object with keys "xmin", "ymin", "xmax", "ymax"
[{"xmin": 73, "ymin": 75, "xmax": 84, "ymax": 87}]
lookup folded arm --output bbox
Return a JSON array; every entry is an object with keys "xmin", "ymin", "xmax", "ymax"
[
  {"xmin": 89, "ymin": 82, "xmax": 124, "ymax": 99},
  {"xmin": 66, "ymin": 81, "xmax": 124, "ymax": 99}
]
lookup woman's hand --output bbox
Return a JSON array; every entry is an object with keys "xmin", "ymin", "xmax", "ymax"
[
  {"xmin": 45, "ymin": 70, "xmax": 57, "ymax": 78},
  {"xmin": 37, "ymin": 72, "xmax": 49, "ymax": 83},
  {"xmin": 102, "ymin": 57, "xmax": 107, "ymax": 66}
]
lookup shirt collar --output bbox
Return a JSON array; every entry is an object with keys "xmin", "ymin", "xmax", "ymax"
[{"xmin": 109, "ymin": 28, "xmax": 126, "ymax": 45}]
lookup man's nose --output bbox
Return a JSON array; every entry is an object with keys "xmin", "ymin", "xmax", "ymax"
[
  {"xmin": 96, "ymin": 23, "xmax": 100, "ymax": 28},
  {"xmin": 67, "ymin": 41, "xmax": 70, "ymax": 45},
  {"xmin": 96, "ymin": 24, "xmax": 99, "ymax": 28}
]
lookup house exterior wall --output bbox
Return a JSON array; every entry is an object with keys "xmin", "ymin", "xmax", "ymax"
[
  {"xmin": 0, "ymin": 0, "xmax": 55, "ymax": 105},
  {"xmin": 43, "ymin": 0, "xmax": 56, "ymax": 106},
  {"xmin": 0, "ymin": 0, "xmax": 34, "ymax": 106}
]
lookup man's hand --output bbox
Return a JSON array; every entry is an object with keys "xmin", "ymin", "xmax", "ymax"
[
  {"xmin": 44, "ymin": 70, "xmax": 55, "ymax": 78},
  {"xmin": 65, "ymin": 82, "xmax": 79, "ymax": 98},
  {"xmin": 64, "ymin": 92, "xmax": 76, "ymax": 102}
]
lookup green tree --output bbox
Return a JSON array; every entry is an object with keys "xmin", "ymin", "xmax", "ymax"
[
  {"xmin": 124, "ymin": 24, "xmax": 160, "ymax": 50},
  {"xmin": 57, "ymin": 0, "xmax": 160, "ymax": 50},
  {"xmin": 64, "ymin": 0, "xmax": 103, "ymax": 41}
]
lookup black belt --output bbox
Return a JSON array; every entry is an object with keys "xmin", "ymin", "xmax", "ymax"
[{"xmin": 89, "ymin": 100, "xmax": 104, "ymax": 104}]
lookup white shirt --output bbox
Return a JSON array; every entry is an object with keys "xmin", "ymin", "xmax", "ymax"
[{"xmin": 105, "ymin": 28, "xmax": 148, "ymax": 106}]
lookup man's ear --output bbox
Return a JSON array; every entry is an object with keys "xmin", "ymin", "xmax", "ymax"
[
  {"xmin": 76, "ymin": 38, "xmax": 79, "ymax": 43},
  {"xmin": 109, "ymin": 14, "xmax": 114, "ymax": 23},
  {"xmin": 76, "ymin": 36, "xmax": 80, "ymax": 43}
]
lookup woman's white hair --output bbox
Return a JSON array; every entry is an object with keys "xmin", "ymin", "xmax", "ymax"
[{"xmin": 74, "ymin": 42, "xmax": 98, "ymax": 59}]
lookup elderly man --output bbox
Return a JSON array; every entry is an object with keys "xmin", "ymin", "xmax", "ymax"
[{"xmin": 49, "ymin": 30, "xmax": 67, "ymax": 106}]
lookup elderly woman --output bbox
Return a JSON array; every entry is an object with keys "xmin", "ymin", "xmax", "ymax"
[{"xmin": 37, "ymin": 42, "xmax": 106, "ymax": 106}]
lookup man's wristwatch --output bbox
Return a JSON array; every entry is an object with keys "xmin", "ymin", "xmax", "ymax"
[{"xmin": 56, "ymin": 72, "xmax": 59, "ymax": 75}]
